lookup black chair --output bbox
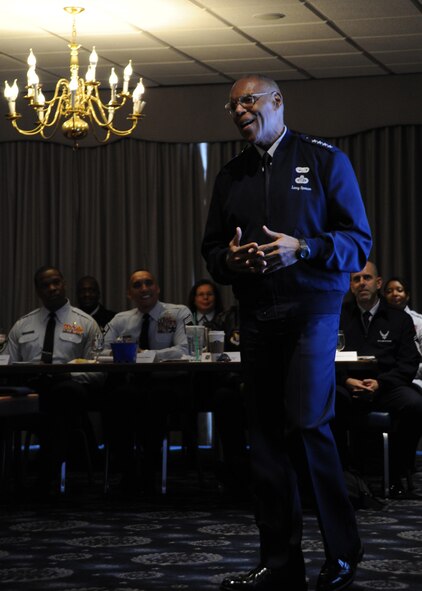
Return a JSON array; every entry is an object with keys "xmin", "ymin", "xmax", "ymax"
[
  {"xmin": 22, "ymin": 408, "xmax": 96, "ymax": 495},
  {"xmin": 348, "ymin": 411, "xmax": 396, "ymax": 498},
  {"xmin": 0, "ymin": 387, "xmax": 40, "ymax": 494},
  {"xmin": 103, "ymin": 414, "xmax": 206, "ymax": 496}
]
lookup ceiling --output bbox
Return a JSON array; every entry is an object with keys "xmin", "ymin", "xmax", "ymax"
[{"xmin": 1, "ymin": 0, "xmax": 422, "ymax": 94}]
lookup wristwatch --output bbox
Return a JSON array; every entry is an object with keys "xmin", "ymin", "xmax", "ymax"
[{"xmin": 295, "ymin": 238, "xmax": 311, "ymax": 260}]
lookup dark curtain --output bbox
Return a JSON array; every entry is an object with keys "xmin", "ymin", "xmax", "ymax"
[
  {"xmin": 0, "ymin": 125, "xmax": 421, "ymax": 331},
  {"xmin": 329, "ymin": 125, "xmax": 422, "ymax": 308}
]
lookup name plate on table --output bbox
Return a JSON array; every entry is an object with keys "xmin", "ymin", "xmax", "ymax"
[
  {"xmin": 226, "ymin": 351, "xmax": 240, "ymax": 361},
  {"xmin": 335, "ymin": 351, "xmax": 358, "ymax": 361},
  {"xmin": 202, "ymin": 351, "xmax": 241, "ymax": 362},
  {"xmin": 136, "ymin": 351, "xmax": 156, "ymax": 363},
  {"xmin": 0, "ymin": 355, "xmax": 10, "ymax": 365}
]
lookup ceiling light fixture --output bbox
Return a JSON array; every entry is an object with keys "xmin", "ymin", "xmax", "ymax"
[{"xmin": 3, "ymin": 6, "xmax": 146, "ymax": 145}]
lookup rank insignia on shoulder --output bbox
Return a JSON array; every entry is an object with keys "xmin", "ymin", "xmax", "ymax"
[{"xmin": 302, "ymin": 135, "xmax": 335, "ymax": 151}]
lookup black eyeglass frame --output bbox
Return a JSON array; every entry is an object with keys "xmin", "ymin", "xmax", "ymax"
[{"xmin": 224, "ymin": 91, "xmax": 276, "ymax": 115}]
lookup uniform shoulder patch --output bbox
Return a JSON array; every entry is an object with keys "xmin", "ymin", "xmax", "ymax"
[{"xmin": 301, "ymin": 135, "xmax": 336, "ymax": 152}]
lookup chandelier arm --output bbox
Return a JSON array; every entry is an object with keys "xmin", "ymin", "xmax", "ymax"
[
  {"xmin": 87, "ymin": 94, "xmax": 141, "ymax": 135},
  {"xmin": 39, "ymin": 117, "xmax": 66, "ymax": 140},
  {"xmin": 87, "ymin": 94, "xmax": 118, "ymax": 127},
  {"xmin": 86, "ymin": 111, "xmax": 111, "ymax": 143},
  {"xmin": 106, "ymin": 118, "xmax": 141, "ymax": 137},
  {"xmin": 39, "ymin": 94, "xmax": 68, "ymax": 129},
  {"xmin": 89, "ymin": 85, "xmax": 129, "ymax": 112},
  {"xmin": 10, "ymin": 118, "xmax": 45, "ymax": 137}
]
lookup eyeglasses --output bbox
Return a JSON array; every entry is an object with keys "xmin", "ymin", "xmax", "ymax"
[
  {"xmin": 224, "ymin": 92, "xmax": 275, "ymax": 115},
  {"xmin": 132, "ymin": 279, "xmax": 154, "ymax": 288}
]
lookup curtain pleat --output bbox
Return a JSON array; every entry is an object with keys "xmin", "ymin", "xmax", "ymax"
[
  {"xmin": 329, "ymin": 126, "xmax": 422, "ymax": 306},
  {"xmin": 1, "ymin": 125, "xmax": 421, "ymax": 330}
]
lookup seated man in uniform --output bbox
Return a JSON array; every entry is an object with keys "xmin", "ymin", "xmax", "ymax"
[
  {"xmin": 103, "ymin": 268, "xmax": 192, "ymax": 496},
  {"xmin": 333, "ymin": 261, "xmax": 422, "ymax": 498},
  {"xmin": 5, "ymin": 265, "xmax": 103, "ymax": 495}
]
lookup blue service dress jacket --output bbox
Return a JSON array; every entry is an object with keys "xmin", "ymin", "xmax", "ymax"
[
  {"xmin": 202, "ymin": 128, "xmax": 372, "ymax": 318},
  {"xmin": 338, "ymin": 298, "xmax": 421, "ymax": 391}
]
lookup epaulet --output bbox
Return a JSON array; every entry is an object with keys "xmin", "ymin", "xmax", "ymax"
[
  {"xmin": 240, "ymin": 143, "xmax": 252, "ymax": 155},
  {"xmin": 20, "ymin": 308, "xmax": 40, "ymax": 320},
  {"xmin": 222, "ymin": 145, "xmax": 250, "ymax": 171},
  {"xmin": 300, "ymin": 135, "xmax": 336, "ymax": 152},
  {"xmin": 71, "ymin": 306, "xmax": 95, "ymax": 322},
  {"xmin": 227, "ymin": 143, "xmax": 251, "ymax": 162}
]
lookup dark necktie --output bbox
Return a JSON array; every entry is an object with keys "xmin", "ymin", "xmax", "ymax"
[
  {"xmin": 139, "ymin": 313, "xmax": 150, "ymax": 349},
  {"xmin": 362, "ymin": 310, "xmax": 371, "ymax": 332},
  {"xmin": 262, "ymin": 152, "xmax": 272, "ymax": 218},
  {"xmin": 41, "ymin": 312, "xmax": 56, "ymax": 363}
]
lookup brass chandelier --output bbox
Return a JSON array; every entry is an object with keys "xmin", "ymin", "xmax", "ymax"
[{"xmin": 3, "ymin": 6, "xmax": 146, "ymax": 144}]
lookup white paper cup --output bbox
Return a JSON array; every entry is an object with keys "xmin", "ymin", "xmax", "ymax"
[{"xmin": 208, "ymin": 330, "xmax": 225, "ymax": 355}]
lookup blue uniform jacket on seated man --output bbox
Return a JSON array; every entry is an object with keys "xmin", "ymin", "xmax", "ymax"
[
  {"xmin": 202, "ymin": 128, "xmax": 372, "ymax": 584},
  {"xmin": 335, "ymin": 297, "xmax": 422, "ymax": 485},
  {"xmin": 338, "ymin": 298, "xmax": 421, "ymax": 390}
]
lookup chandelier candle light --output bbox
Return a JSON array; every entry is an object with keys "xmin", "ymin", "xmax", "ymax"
[{"xmin": 3, "ymin": 6, "xmax": 146, "ymax": 144}]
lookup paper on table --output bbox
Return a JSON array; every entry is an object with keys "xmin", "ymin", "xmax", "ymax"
[
  {"xmin": 136, "ymin": 350, "xmax": 156, "ymax": 363},
  {"xmin": 97, "ymin": 355, "xmax": 114, "ymax": 363},
  {"xmin": 335, "ymin": 351, "xmax": 358, "ymax": 361}
]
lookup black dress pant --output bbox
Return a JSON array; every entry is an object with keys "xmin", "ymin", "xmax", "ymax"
[
  {"xmin": 334, "ymin": 383, "xmax": 422, "ymax": 481},
  {"xmin": 241, "ymin": 312, "xmax": 360, "ymax": 577}
]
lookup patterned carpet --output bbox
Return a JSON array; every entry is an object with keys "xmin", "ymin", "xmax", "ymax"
[{"xmin": 0, "ymin": 451, "xmax": 421, "ymax": 591}]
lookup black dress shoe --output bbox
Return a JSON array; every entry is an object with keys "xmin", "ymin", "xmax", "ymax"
[
  {"xmin": 317, "ymin": 545, "xmax": 364, "ymax": 591},
  {"xmin": 220, "ymin": 565, "xmax": 308, "ymax": 590}
]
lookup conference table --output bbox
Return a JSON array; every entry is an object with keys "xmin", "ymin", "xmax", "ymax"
[
  {"xmin": 0, "ymin": 356, "xmax": 378, "ymax": 494},
  {"xmin": 0, "ymin": 355, "xmax": 375, "ymax": 377},
  {"xmin": 0, "ymin": 359, "xmax": 247, "ymax": 494},
  {"xmin": 0, "ymin": 359, "xmax": 241, "ymax": 377}
]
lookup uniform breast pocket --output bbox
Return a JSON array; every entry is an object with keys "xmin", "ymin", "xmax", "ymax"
[
  {"xmin": 19, "ymin": 332, "xmax": 38, "ymax": 345},
  {"xmin": 18, "ymin": 332, "xmax": 40, "ymax": 359},
  {"xmin": 155, "ymin": 332, "xmax": 174, "ymax": 348},
  {"xmin": 60, "ymin": 331, "xmax": 84, "ymax": 353}
]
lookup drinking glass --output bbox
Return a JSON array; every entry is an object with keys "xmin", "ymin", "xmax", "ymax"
[
  {"xmin": 337, "ymin": 330, "xmax": 346, "ymax": 352},
  {"xmin": 91, "ymin": 332, "xmax": 105, "ymax": 361},
  {"xmin": 186, "ymin": 325, "xmax": 207, "ymax": 361}
]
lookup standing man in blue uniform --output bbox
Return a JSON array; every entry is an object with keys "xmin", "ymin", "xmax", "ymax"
[{"xmin": 202, "ymin": 74, "xmax": 372, "ymax": 591}]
